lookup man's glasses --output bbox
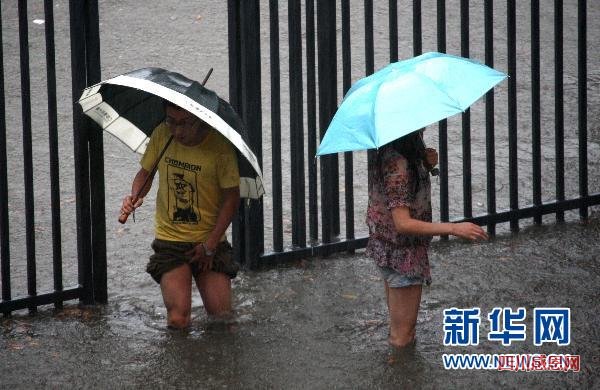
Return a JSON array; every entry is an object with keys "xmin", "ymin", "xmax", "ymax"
[{"xmin": 164, "ymin": 116, "xmax": 198, "ymax": 130}]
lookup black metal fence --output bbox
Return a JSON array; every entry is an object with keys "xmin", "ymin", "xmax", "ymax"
[
  {"xmin": 228, "ymin": 0, "xmax": 598, "ymax": 268},
  {"xmin": 1, "ymin": 1, "xmax": 597, "ymax": 313},
  {"xmin": 0, "ymin": 0, "xmax": 105, "ymax": 315}
]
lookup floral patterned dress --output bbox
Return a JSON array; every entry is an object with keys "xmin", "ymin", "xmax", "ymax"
[{"xmin": 365, "ymin": 145, "xmax": 433, "ymax": 284}]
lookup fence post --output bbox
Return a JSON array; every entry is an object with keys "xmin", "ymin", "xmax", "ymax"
[
  {"xmin": 0, "ymin": 1, "xmax": 11, "ymax": 312},
  {"xmin": 227, "ymin": 0, "xmax": 246, "ymax": 267},
  {"xmin": 238, "ymin": 0, "xmax": 264, "ymax": 268},
  {"xmin": 69, "ymin": 0, "xmax": 94, "ymax": 304},
  {"xmin": 43, "ymin": 0, "xmax": 65, "ymax": 309},
  {"xmin": 437, "ymin": 0, "xmax": 449, "ymax": 239},
  {"xmin": 317, "ymin": 0, "xmax": 338, "ymax": 253},
  {"xmin": 578, "ymin": 0, "xmax": 588, "ymax": 220},
  {"xmin": 289, "ymin": 0, "xmax": 306, "ymax": 249},
  {"xmin": 85, "ymin": 0, "xmax": 106, "ymax": 304}
]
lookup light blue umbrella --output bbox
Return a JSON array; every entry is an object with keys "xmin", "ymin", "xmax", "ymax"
[{"xmin": 316, "ymin": 52, "xmax": 507, "ymax": 156}]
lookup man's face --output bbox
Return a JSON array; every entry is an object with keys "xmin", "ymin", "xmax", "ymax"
[{"xmin": 164, "ymin": 106, "xmax": 209, "ymax": 146}]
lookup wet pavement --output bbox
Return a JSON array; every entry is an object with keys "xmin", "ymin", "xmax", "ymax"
[
  {"xmin": 1, "ymin": 215, "xmax": 600, "ymax": 388},
  {"xmin": 1, "ymin": 0, "xmax": 600, "ymax": 388}
]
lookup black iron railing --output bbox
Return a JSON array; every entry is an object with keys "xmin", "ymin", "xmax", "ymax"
[
  {"xmin": 0, "ymin": 0, "xmax": 104, "ymax": 315},
  {"xmin": 228, "ymin": 0, "xmax": 597, "ymax": 268}
]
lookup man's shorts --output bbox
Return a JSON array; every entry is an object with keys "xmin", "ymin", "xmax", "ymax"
[
  {"xmin": 378, "ymin": 266, "xmax": 424, "ymax": 288},
  {"xmin": 146, "ymin": 239, "xmax": 239, "ymax": 284}
]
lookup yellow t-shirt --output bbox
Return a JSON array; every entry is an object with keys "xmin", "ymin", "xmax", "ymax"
[{"xmin": 140, "ymin": 123, "xmax": 240, "ymax": 242}]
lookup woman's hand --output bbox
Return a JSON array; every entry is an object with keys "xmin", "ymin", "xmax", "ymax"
[
  {"xmin": 120, "ymin": 195, "xmax": 143, "ymax": 216},
  {"xmin": 451, "ymin": 222, "xmax": 489, "ymax": 241},
  {"xmin": 424, "ymin": 148, "xmax": 438, "ymax": 170}
]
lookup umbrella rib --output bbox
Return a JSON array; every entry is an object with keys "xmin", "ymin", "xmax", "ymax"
[
  {"xmin": 370, "ymin": 99, "xmax": 380, "ymax": 147},
  {"xmin": 415, "ymin": 72, "xmax": 464, "ymax": 110},
  {"xmin": 107, "ymin": 86, "xmax": 160, "ymax": 117}
]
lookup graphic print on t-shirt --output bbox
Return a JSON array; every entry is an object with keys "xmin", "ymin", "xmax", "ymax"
[{"xmin": 166, "ymin": 157, "xmax": 201, "ymax": 224}]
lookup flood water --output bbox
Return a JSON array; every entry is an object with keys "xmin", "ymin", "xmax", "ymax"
[{"xmin": 2, "ymin": 218, "xmax": 599, "ymax": 388}]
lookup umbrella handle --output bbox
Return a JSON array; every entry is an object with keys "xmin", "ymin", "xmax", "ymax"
[
  {"xmin": 118, "ymin": 195, "xmax": 140, "ymax": 223},
  {"xmin": 117, "ymin": 136, "xmax": 172, "ymax": 224},
  {"xmin": 118, "ymin": 209, "xmax": 133, "ymax": 224}
]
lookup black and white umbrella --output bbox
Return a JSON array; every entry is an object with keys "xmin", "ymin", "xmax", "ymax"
[{"xmin": 78, "ymin": 67, "xmax": 264, "ymax": 199}]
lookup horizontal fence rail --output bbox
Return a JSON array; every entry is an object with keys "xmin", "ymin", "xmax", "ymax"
[{"xmin": 228, "ymin": 0, "xmax": 598, "ymax": 268}]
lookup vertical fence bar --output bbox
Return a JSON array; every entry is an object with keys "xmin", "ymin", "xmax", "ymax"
[
  {"xmin": 289, "ymin": 0, "xmax": 306, "ymax": 248},
  {"xmin": 270, "ymin": 0, "xmax": 283, "ymax": 252},
  {"xmin": 0, "ymin": 1, "xmax": 11, "ymax": 312},
  {"xmin": 319, "ymin": 0, "xmax": 341, "ymax": 240},
  {"xmin": 239, "ymin": 0, "xmax": 264, "ymax": 267},
  {"xmin": 484, "ymin": 0, "xmax": 496, "ymax": 235},
  {"xmin": 331, "ymin": 3, "xmax": 341, "ymax": 241},
  {"xmin": 69, "ymin": 0, "xmax": 93, "ymax": 304},
  {"xmin": 365, "ymin": 0, "xmax": 374, "ymax": 75},
  {"xmin": 437, "ymin": 0, "xmax": 449, "ymax": 235},
  {"xmin": 317, "ymin": 0, "xmax": 337, "ymax": 251},
  {"xmin": 389, "ymin": 0, "xmax": 398, "ymax": 62},
  {"xmin": 85, "ymin": 0, "xmax": 106, "ymax": 303},
  {"xmin": 365, "ymin": 0, "xmax": 376, "ymax": 191},
  {"xmin": 227, "ymin": 0, "xmax": 242, "ymax": 112},
  {"xmin": 460, "ymin": 0, "xmax": 472, "ymax": 219},
  {"xmin": 507, "ymin": 0, "xmax": 519, "ymax": 232},
  {"xmin": 578, "ymin": 0, "xmax": 588, "ymax": 220},
  {"xmin": 306, "ymin": 0, "xmax": 318, "ymax": 244},
  {"xmin": 18, "ymin": 0, "xmax": 37, "ymax": 312},
  {"xmin": 227, "ymin": 0, "xmax": 245, "ymax": 266},
  {"xmin": 413, "ymin": 0, "xmax": 422, "ymax": 55},
  {"xmin": 554, "ymin": 0, "xmax": 565, "ymax": 222},
  {"xmin": 531, "ymin": 0, "xmax": 542, "ymax": 224},
  {"xmin": 44, "ymin": 0, "xmax": 64, "ymax": 307},
  {"xmin": 342, "ymin": 0, "xmax": 354, "ymax": 246}
]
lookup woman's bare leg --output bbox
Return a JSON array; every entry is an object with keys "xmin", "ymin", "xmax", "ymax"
[{"xmin": 387, "ymin": 284, "xmax": 422, "ymax": 348}]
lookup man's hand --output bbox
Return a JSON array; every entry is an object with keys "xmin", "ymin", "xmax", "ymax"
[
  {"xmin": 186, "ymin": 243, "xmax": 214, "ymax": 273},
  {"xmin": 451, "ymin": 222, "xmax": 489, "ymax": 241},
  {"xmin": 120, "ymin": 195, "xmax": 143, "ymax": 216}
]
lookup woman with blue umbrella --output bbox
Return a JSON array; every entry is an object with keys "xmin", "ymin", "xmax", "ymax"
[
  {"xmin": 367, "ymin": 131, "xmax": 488, "ymax": 348},
  {"xmin": 317, "ymin": 52, "xmax": 505, "ymax": 348}
]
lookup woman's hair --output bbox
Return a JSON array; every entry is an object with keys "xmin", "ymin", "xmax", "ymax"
[
  {"xmin": 388, "ymin": 131, "xmax": 425, "ymax": 164},
  {"xmin": 379, "ymin": 131, "xmax": 426, "ymax": 193}
]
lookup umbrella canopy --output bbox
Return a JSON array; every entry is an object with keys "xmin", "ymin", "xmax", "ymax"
[
  {"xmin": 316, "ymin": 52, "xmax": 507, "ymax": 156},
  {"xmin": 78, "ymin": 67, "xmax": 264, "ymax": 199}
]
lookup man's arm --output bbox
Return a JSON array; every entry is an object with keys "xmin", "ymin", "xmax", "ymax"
[
  {"xmin": 120, "ymin": 167, "xmax": 155, "ymax": 216},
  {"xmin": 204, "ymin": 186, "xmax": 241, "ymax": 251}
]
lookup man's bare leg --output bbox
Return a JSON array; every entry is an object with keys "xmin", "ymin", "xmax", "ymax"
[
  {"xmin": 195, "ymin": 271, "xmax": 232, "ymax": 317},
  {"xmin": 387, "ymin": 284, "xmax": 422, "ymax": 348},
  {"xmin": 160, "ymin": 264, "xmax": 193, "ymax": 329}
]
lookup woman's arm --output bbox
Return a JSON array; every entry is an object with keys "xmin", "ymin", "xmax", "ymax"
[{"xmin": 391, "ymin": 206, "xmax": 488, "ymax": 241}]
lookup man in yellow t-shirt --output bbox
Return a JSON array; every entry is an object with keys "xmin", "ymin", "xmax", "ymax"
[{"xmin": 120, "ymin": 102, "xmax": 241, "ymax": 329}]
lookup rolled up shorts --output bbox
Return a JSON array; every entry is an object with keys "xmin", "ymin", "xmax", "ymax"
[
  {"xmin": 378, "ymin": 266, "xmax": 424, "ymax": 288},
  {"xmin": 146, "ymin": 239, "xmax": 239, "ymax": 284}
]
